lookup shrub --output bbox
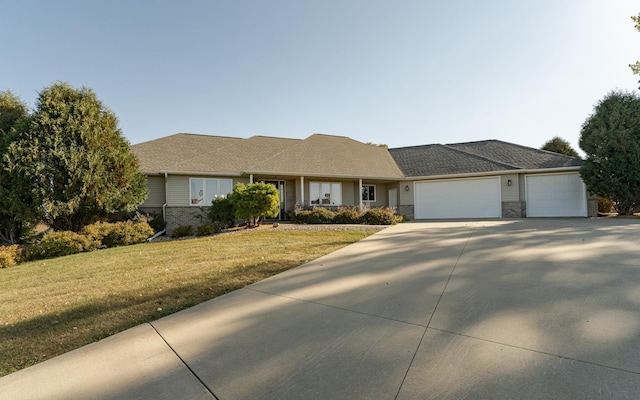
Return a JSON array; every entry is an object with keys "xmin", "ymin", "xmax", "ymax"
[
  {"xmin": 334, "ymin": 207, "xmax": 362, "ymax": 224},
  {"xmin": 598, "ymin": 196, "xmax": 615, "ymax": 214},
  {"xmin": 0, "ymin": 245, "xmax": 21, "ymax": 268},
  {"xmin": 81, "ymin": 220, "xmax": 153, "ymax": 248},
  {"xmin": 136, "ymin": 212, "xmax": 166, "ymax": 233},
  {"xmin": 23, "ymin": 231, "xmax": 91, "ymax": 261},
  {"xmin": 172, "ymin": 225, "xmax": 194, "ymax": 238},
  {"xmin": 230, "ymin": 183, "xmax": 280, "ymax": 226},
  {"xmin": 80, "ymin": 222, "xmax": 111, "ymax": 250},
  {"xmin": 208, "ymin": 197, "xmax": 235, "ymax": 228},
  {"xmin": 292, "ymin": 208, "xmax": 337, "ymax": 224},
  {"xmin": 196, "ymin": 223, "xmax": 219, "ymax": 237},
  {"xmin": 360, "ymin": 208, "xmax": 399, "ymax": 225},
  {"xmin": 102, "ymin": 221, "xmax": 154, "ymax": 247}
]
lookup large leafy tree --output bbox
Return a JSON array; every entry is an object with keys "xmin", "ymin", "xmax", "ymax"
[
  {"xmin": 0, "ymin": 91, "xmax": 38, "ymax": 244},
  {"xmin": 631, "ymin": 14, "xmax": 640, "ymax": 88},
  {"xmin": 6, "ymin": 83, "xmax": 148, "ymax": 232},
  {"xmin": 540, "ymin": 136, "xmax": 580, "ymax": 157},
  {"xmin": 579, "ymin": 90, "xmax": 640, "ymax": 215},
  {"xmin": 230, "ymin": 182, "xmax": 280, "ymax": 227}
]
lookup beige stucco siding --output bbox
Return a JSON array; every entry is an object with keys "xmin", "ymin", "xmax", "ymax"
[{"xmin": 140, "ymin": 176, "xmax": 166, "ymax": 207}]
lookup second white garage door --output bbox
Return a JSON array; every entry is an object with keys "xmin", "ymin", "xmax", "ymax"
[
  {"xmin": 526, "ymin": 173, "xmax": 587, "ymax": 217},
  {"xmin": 414, "ymin": 177, "xmax": 501, "ymax": 219}
]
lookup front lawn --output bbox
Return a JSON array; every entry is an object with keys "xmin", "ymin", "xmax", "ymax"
[{"xmin": 0, "ymin": 229, "xmax": 375, "ymax": 377}]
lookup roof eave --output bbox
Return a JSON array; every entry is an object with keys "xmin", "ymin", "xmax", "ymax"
[
  {"xmin": 156, "ymin": 170, "xmax": 244, "ymax": 177},
  {"xmin": 244, "ymin": 170, "xmax": 404, "ymax": 180},
  {"xmin": 405, "ymin": 166, "xmax": 582, "ymax": 181}
]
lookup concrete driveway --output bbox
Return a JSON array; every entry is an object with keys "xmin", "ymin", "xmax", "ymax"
[{"xmin": 2, "ymin": 219, "xmax": 640, "ymax": 399}]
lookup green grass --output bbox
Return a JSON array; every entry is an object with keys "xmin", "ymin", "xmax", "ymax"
[{"xmin": 0, "ymin": 229, "xmax": 374, "ymax": 377}]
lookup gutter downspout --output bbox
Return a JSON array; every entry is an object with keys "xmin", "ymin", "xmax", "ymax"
[
  {"xmin": 163, "ymin": 172, "xmax": 168, "ymax": 223},
  {"xmin": 358, "ymin": 178, "xmax": 363, "ymax": 210},
  {"xmin": 148, "ymin": 172, "xmax": 169, "ymax": 242}
]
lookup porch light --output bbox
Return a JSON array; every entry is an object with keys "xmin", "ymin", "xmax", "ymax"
[
  {"xmin": 404, "ymin": 185, "xmax": 410, "ymax": 191},
  {"xmin": 507, "ymin": 179, "xmax": 512, "ymax": 186}
]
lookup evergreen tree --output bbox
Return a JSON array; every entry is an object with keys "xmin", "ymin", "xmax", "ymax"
[
  {"xmin": 6, "ymin": 83, "xmax": 147, "ymax": 232},
  {"xmin": 540, "ymin": 136, "xmax": 580, "ymax": 158},
  {"xmin": 0, "ymin": 91, "xmax": 37, "ymax": 244},
  {"xmin": 579, "ymin": 90, "xmax": 640, "ymax": 215}
]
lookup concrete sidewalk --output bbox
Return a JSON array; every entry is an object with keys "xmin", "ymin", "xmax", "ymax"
[{"xmin": 2, "ymin": 219, "xmax": 640, "ymax": 399}]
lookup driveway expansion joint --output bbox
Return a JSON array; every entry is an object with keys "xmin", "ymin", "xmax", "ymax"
[
  {"xmin": 244, "ymin": 287, "xmax": 427, "ymax": 328},
  {"xmin": 428, "ymin": 327, "xmax": 640, "ymax": 376},
  {"xmin": 148, "ymin": 323, "xmax": 220, "ymax": 400}
]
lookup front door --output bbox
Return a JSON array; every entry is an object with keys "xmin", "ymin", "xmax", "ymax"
[{"xmin": 264, "ymin": 180, "xmax": 286, "ymax": 220}]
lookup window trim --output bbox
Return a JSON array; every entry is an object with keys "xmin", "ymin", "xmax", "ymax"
[
  {"xmin": 362, "ymin": 184, "xmax": 376, "ymax": 202},
  {"xmin": 189, "ymin": 178, "xmax": 233, "ymax": 206}
]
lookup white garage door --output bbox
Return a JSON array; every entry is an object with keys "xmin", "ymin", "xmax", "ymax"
[
  {"xmin": 414, "ymin": 177, "xmax": 501, "ymax": 219},
  {"xmin": 526, "ymin": 173, "xmax": 587, "ymax": 217}
]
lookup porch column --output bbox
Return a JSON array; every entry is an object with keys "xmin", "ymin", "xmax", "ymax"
[
  {"xmin": 249, "ymin": 174, "xmax": 253, "ymax": 184},
  {"xmin": 358, "ymin": 178, "xmax": 363, "ymax": 210},
  {"xmin": 300, "ymin": 176, "xmax": 305, "ymax": 205}
]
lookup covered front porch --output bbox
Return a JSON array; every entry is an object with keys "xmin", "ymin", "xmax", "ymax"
[{"xmin": 246, "ymin": 174, "xmax": 402, "ymax": 220}]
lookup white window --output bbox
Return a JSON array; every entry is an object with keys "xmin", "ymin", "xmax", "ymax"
[
  {"xmin": 310, "ymin": 182, "xmax": 342, "ymax": 206},
  {"xmin": 190, "ymin": 178, "xmax": 233, "ymax": 206},
  {"xmin": 362, "ymin": 184, "xmax": 376, "ymax": 202}
]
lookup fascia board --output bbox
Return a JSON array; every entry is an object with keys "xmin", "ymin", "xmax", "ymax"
[
  {"xmin": 243, "ymin": 170, "xmax": 405, "ymax": 180},
  {"xmin": 158, "ymin": 170, "xmax": 243, "ymax": 177},
  {"xmin": 404, "ymin": 166, "xmax": 582, "ymax": 181}
]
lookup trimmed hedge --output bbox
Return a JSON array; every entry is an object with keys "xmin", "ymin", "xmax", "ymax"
[
  {"xmin": 334, "ymin": 207, "xmax": 362, "ymax": 224},
  {"xmin": 361, "ymin": 208, "xmax": 401, "ymax": 225},
  {"xmin": 196, "ymin": 223, "xmax": 219, "ymax": 237},
  {"xmin": 172, "ymin": 225, "xmax": 194, "ymax": 238},
  {"xmin": 292, "ymin": 207, "xmax": 402, "ymax": 225},
  {"xmin": 292, "ymin": 208, "xmax": 337, "ymax": 224}
]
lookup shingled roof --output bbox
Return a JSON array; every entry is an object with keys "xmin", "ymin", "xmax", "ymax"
[
  {"xmin": 389, "ymin": 140, "xmax": 583, "ymax": 178},
  {"xmin": 132, "ymin": 133, "xmax": 404, "ymax": 179}
]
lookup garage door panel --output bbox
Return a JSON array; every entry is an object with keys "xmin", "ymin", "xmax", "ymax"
[
  {"xmin": 415, "ymin": 178, "xmax": 501, "ymax": 219},
  {"xmin": 526, "ymin": 174, "xmax": 587, "ymax": 217}
]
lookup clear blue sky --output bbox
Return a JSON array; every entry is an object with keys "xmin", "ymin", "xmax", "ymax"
[{"xmin": 2, "ymin": 1, "xmax": 638, "ymax": 153}]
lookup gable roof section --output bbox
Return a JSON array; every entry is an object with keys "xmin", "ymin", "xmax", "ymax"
[
  {"xmin": 448, "ymin": 140, "xmax": 583, "ymax": 169},
  {"xmin": 132, "ymin": 133, "xmax": 246, "ymax": 174},
  {"xmin": 389, "ymin": 140, "xmax": 583, "ymax": 178},
  {"xmin": 132, "ymin": 133, "xmax": 404, "ymax": 179},
  {"xmin": 248, "ymin": 134, "xmax": 404, "ymax": 179}
]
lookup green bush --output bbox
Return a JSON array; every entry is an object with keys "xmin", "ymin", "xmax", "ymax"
[
  {"xmin": 136, "ymin": 212, "xmax": 166, "ymax": 233},
  {"xmin": 0, "ymin": 245, "xmax": 21, "ymax": 268},
  {"xmin": 196, "ymin": 223, "xmax": 219, "ymax": 237},
  {"xmin": 334, "ymin": 207, "xmax": 362, "ymax": 224},
  {"xmin": 80, "ymin": 222, "xmax": 111, "ymax": 250},
  {"xmin": 360, "ymin": 208, "xmax": 399, "ymax": 225},
  {"xmin": 81, "ymin": 220, "xmax": 153, "ymax": 248},
  {"xmin": 172, "ymin": 225, "xmax": 194, "ymax": 238},
  {"xmin": 208, "ymin": 197, "xmax": 235, "ymax": 228},
  {"xmin": 292, "ymin": 208, "xmax": 337, "ymax": 224},
  {"xmin": 23, "ymin": 231, "xmax": 91, "ymax": 261},
  {"xmin": 102, "ymin": 221, "xmax": 154, "ymax": 247}
]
